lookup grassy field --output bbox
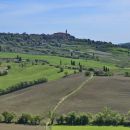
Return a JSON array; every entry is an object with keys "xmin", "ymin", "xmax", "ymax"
[
  {"xmin": 0, "ymin": 63, "xmax": 73, "ymax": 90},
  {"xmin": 0, "ymin": 52, "xmax": 121, "ymax": 90},
  {"xmin": 1, "ymin": 52, "xmax": 130, "ymax": 74},
  {"xmin": 0, "ymin": 52, "xmax": 117, "ymax": 69},
  {"xmin": 53, "ymin": 126, "xmax": 130, "ymax": 130},
  {"xmin": 0, "ymin": 125, "xmax": 129, "ymax": 130}
]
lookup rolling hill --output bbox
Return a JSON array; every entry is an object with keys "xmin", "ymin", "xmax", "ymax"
[
  {"xmin": 0, "ymin": 31, "xmax": 130, "ymax": 68},
  {"xmin": 0, "ymin": 32, "xmax": 130, "ymax": 126}
]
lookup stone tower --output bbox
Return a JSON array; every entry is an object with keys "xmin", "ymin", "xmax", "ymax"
[{"xmin": 66, "ymin": 29, "xmax": 68, "ymax": 35}]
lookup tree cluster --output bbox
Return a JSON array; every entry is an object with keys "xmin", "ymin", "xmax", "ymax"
[
  {"xmin": 0, "ymin": 112, "xmax": 41, "ymax": 125},
  {"xmin": 0, "ymin": 78, "xmax": 48, "ymax": 95},
  {"xmin": 56, "ymin": 108, "xmax": 130, "ymax": 126},
  {"xmin": 103, "ymin": 66, "xmax": 110, "ymax": 72}
]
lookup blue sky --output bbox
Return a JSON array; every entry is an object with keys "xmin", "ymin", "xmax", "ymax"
[{"xmin": 0, "ymin": 0, "xmax": 130, "ymax": 43}]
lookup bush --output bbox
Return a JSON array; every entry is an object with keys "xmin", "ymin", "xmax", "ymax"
[
  {"xmin": 7, "ymin": 65, "xmax": 11, "ymax": 70},
  {"xmin": 0, "ymin": 115, "xmax": 3, "ymax": 123},
  {"xmin": 125, "ymin": 72, "xmax": 130, "ymax": 77},
  {"xmin": 30, "ymin": 116, "xmax": 41, "ymax": 125},
  {"xmin": 0, "ymin": 70, "xmax": 8, "ymax": 76},
  {"xmin": 64, "ymin": 72, "xmax": 68, "ymax": 77},
  {"xmin": 88, "ymin": 68, "xmax": 95, "ymax": 71},
  {"xmin": 94, "ymin": 70, "xmax": 113, "ymax": 76},
  {"xmin": 59, "ymin": 67, "xmax": 64, "ymax": 73},
  {"xmin": 18, "ymin": 114, "xmax": 41, "ymax": 125},
  {"xmin": 65, "ymin": 112, "xmax": 78, "ymax": 125},
  {"xmin": 85, "ymin": 71, "xmax": 91, "ymax": 76},
  {"xmin": 56, "ymin": 115, "xmax": 65, "ymax": 125},
  {"xmin": 2, "ymin": 112, "xmax": 15, "ymax": 123},
  {"xmin": 92, "ymin": 108, "xmax": 124, "ymax": 126},
  {"xmin": 74, "ymin": 70, "xmax": 77, "ymax": 74},
  {"xmin": 56, "ymin": 112, "xmax": 89, "ymax": 126},
  {"xmin": 18, "ymin": 113, "xmax": 32, "ymax": 125}
]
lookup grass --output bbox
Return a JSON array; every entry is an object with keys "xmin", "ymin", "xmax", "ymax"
[
  {"xmin": 0, "ymin": 52, "xmax": 129, "ymax": 90},
  {"xmin": 0, "ymin": 63, "xmax": 73, "ymax": 90},
  {"xmin": 53, "ymin": 126, "xmax": 130, "ymax": 130},
  {"xmin": 0, "ymin": 52, "xmax": 117, "ymax": 69}
]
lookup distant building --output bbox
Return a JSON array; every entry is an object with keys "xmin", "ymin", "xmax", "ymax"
[
  {"xmin": 53, "ymin": 30, "xmax": 75, "ymax": 40},
  {"xmin": 66, "ymin": 29, "xmax": 68, "ymax": 35}
]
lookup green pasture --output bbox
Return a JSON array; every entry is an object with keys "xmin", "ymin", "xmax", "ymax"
[
  {"xmin": 0, "ymin": 52, "xmax": 130, "ymax": 90},
  {"xmin": 53, "ymin": 126, "xmax": 130, "ymax": 130},
  {"xmin": 0, "ymin": 52, "xmax": 117, "ymax": 69},
  {"xmin": 0, "ymin": 63, "xmax": 73, "ymax": 90}
]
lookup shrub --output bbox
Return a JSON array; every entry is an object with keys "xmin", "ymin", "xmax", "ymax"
[
  {"xmin": 125, "ymin": 72, "xmax": 130, "ymax": 77},
  {"xmin": 85, "ymin": 71, "xmax": 91, "ymax": 76},
  {"xmin": 64, "ymin": 72, "xmax": 68, "ymax": 77},
  {"xmin": 94, "ymin": 70, "xmax": 112, "ymax": 76},
  {"xmin": 0, "ymin": 70, "xmax": 8, "ymax": 76},
  {"xmin": 18, "ymin": 113, "xmax": 32, "ymax": 125},
  {"xmin": 7, "ymin": 65, "xmax": 11, "ymax": 70},
  {"xmin": 79, "ymin": 65, "xmax": 83, "ymax": 72},
  {"xmin": 2, "ymin": 112, "xmax": 15, "ymax": 123},
  {"xmin": 0, "ymin": 115, "xmax": 3, "ymax": 123},
  {"xmin": 30, "ymin": 116, "xmax": 41, "ymax": 125},
  {"xmin": 88, "ymin": 68, "xmax": 95, "ymax": 71},
  {"xmin": 65, "ymin": 112, "xmax": 77, "ymax": 125},
  {"xmin": 74, "ymin": 70, "xmax": 77, "ymax": 74},
  {"xmin": 56, "ymin": 115, "xmax": 65, "ymax": 125},
  {"xmin": 92, "ymin": 107, "xmax": 124, "ymax": 126},
  {"xmin": 56, "ymin": 112, "xmax": 89, "ymax": 126},
  {"xmin": 59, "ymin": 67, "xmax": 64, "ymax": 73}
]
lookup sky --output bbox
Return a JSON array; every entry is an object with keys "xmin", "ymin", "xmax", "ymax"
[{"xmin": 0, "ymin": 0, "xmax": 130, "ymax": 43}]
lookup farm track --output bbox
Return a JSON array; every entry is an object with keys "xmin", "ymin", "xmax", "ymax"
[
  {"xmin": 52, "ymin": 74, "xmax": 94, "ymax": 114},
  {"xmin": 58, "ymin": 76, "xmax": 130, "ymax": 114},
  {"xmin": 46, "ymin": 73, "xmax": 93, "ymax": 127}
]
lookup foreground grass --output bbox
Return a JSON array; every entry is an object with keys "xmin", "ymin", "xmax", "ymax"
[{"xmin": 53, "ymin": 126, "xmax": 130, "ymax": 130}]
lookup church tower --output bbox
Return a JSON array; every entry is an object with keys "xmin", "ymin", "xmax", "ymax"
[{"xmin": 66, "ymin": 29, "xmax": 68, "ymax": 35}]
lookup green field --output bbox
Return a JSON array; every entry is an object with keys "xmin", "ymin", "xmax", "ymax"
[
  {"xmin": 0, "ymin": 52, "xmax": 130, "ymax": 90},
  {"xmin": 0, "ymin": 52, "xmax": 117, "ymax": 69},
  {"xmin": 53, "ymin": 126, "xmax": 130, "ymax": 130},
  {"xmin": 0, "ymin": 63, "xmax": 73, "ymax": 90}
]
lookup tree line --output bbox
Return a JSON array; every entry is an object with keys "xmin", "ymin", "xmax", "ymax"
[
  {"xmin": 0, "ymin": 112, "xmax": 41, "ymax": 125},
  {"xmin": 0, "ymin": 78, "xmax": 47, "ymax": 96},
  {"xmin": 0, "ymin": 108, "xmax": 130, "ymax": 126},
  {"xmin": 56, "ymin": 108, "xmax": 130, "ymax": 126}
]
